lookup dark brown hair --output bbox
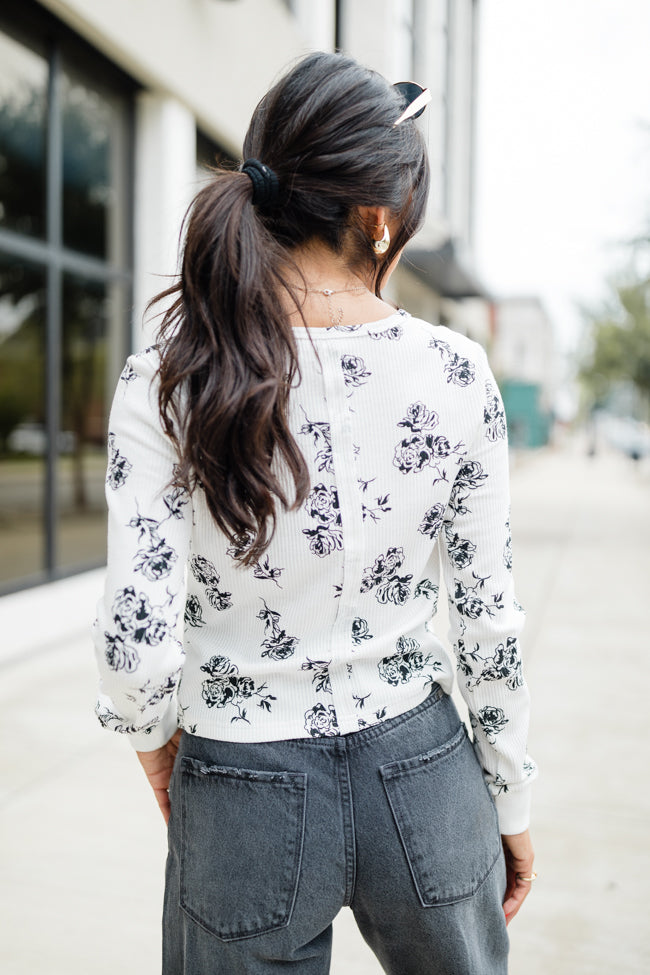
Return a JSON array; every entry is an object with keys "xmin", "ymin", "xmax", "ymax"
[{"xmin": 152, "ymin": 52, "xmax": 430, "ymax": 564}]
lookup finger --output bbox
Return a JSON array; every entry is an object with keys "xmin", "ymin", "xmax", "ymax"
[
  {"xmin": 153, "ymin": 786, "xmax": 171, "ymax": 825},
  {"xmin": 503, "ymin": 879, "xmax": 532, "ymax": 925}
]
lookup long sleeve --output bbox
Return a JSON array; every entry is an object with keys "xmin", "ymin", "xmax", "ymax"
[
  {"xmin": 93, "ymin": 349, "xmax": 192, "ymax": 751},
  {"xmin": 439, "ymin": 349, "xmax": 537, "ymax": 834}
]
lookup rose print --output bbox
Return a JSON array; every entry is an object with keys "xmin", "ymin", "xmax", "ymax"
[
  {"xmin": 257, "ymin": 599, "xmax": 299, "ymax": 660},
  {"xmin": 418, "ymin": 503, "xmax": 446, "ymax": 540},
  {"xmin": 184, "ymin": 594, "xmax": 206, "ymax": 628},
  {"xmin": 361, "ymin": 546, "xmax": 412, "ymax": 606},
  {"xmin": 200, "ymin": 654, "xmax": 275, "ymax": 722},
  {"xmin": 106, "ymin": 433, "xmax": 132, "ymax": 490},
  {"xmin": 340, "ymin": 354, "xmax": 371, "ymax": 390},
  {"xmin": 304, "ymin": 702, "xmax": 339, "ymax": 737},
  {"xmin": 378, "ymin": 636, "xmax": 442, "ymax": 686},
  {"xmin": 444, "ymin": 527, "xmax": 477, "ymax": 569},
  {"xmin": 457, "ymin": 638, "xmax": 523, "ymax": 692},
  {"xmin": 351, "ymin": 617, "xmax": 373, "ymax": 646},
  {"xmin": 428, "ymin": 337, "xmax": 476, "ymax": 387},
  {"xmin": 302, "ymin": 484, "xmax": 343, "ymax": 558},
  {"xmin": 476, "ymin": 705, "xmax": 509, "ymax": 743},
  {"xmin": 484, "ymin": 380, "xmax": 507, "ymax": 441}
]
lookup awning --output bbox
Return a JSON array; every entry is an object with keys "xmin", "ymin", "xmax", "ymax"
[{"xmin": 403, "ymin": 238, "xmax": 492, "ymax": 300}]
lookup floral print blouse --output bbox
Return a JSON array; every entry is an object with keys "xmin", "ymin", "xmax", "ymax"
[{"xmin": 93, "ymin": 309, "xmax": 536, "ymax": 833}]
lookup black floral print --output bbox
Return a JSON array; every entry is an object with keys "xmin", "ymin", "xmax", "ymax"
[
  {"xmin": 475, "ymin": 705, "xmax": 509, "ymax": 743},
  {"xmin": 104, "ymin": 585, "xmax": 176, "ymax": 674},
  {"xmin": 135, "ymin": 671, "xmax": 181, "ymax": 711},
  {"xmin": 369, "ymin": 323, "xmax": 403, "ymax": 341},
  {"xmin": 301, "ymin": 658, "xmax": 332, "ymax": 694},
  {"xmin": 163, "ymin": 485, "xmax": 190, "ymax": 520},
  {"xmin": 119, "ymin": 362, "xmax": 137, "ymax": 384},
  {"xmin": 96, "ymin": 705, "xmax": 158, "ymax": 736},
  {"xmin": 298, "ymin": 411, "xmax": 334, "ymax": 474},
  {"xmin": 304, "ymin": 702, "xmax": 339, "ymax": 737},
  {"xmin": 128, "ymin": 507, "xmax": 178, "ymax": 583},
  {"xmin": 351, "ymin": 617, "xmax": 373, "ymax": 645},
  {"xmin": 456, "ymin": 637, "xmax": 523, "ymax": 692},
  {"xmin": 225, "ymin": 530, "xmax": 284, "ymax": 586},
  {"xmin": 184, "ymin": 594, "xmax": 206, "ymax": 628},
  {"xmin": 503, "ymin": 519, "xmax": 513, "ymax": 571},
  {"xmin": 418, "ymin": 502, "xmax": 446, "ymax": 539},
  {"xmin": 443, "ymin": 526, "xmax": 477, "ymax": 569},
  {"xmin": 358, "ymin": 477, "xmax": 391, "ymax": 523},
  {"xmin": 393, "ymin": 402, "xmax": 464, "ymax": 482},
  {"xmin": 200, "ymin": 654, "xmax": 275, "ymax": 722},
  {"xmin": 302, "ymin": 483, "xmax": 343, "ymax": 557},
  {"xmin": 257, "ymin": 600, "xmax": 299, "ymax": 660},
  {"xmin": 484, "ymin": 379, "xmax": 507, "ymax": 441},
  {"xmin": 446, "ymin": 461, "xmax": 488, "ymax": 519},
  {"xmin": 341, "ymin": 354, "xmax": 371, "ymax": 390},
  {"xmin": 428, "ymin": 337, "xmax": 477, "ymax": 387},
  {"xmin": 190, "ymin": 554, "xmax": 233, "ymax": 611},
  {"xmin": 361, "ymin": 546, "xmax": 412, "ymax": 606},
  {"xmin": 451, "ymin": 572, "xmax": 504, "ymax": 632},
  {"xmin": 377, "ymin": 636, "xmax": 442, "ymax": 686},
  {"xmin": 414, "ymin": 580, "xmax": 439, "ymax": 614},
  {"xmin": 106, "ymin": 433, "xmax": 132, "ymax": 490}
]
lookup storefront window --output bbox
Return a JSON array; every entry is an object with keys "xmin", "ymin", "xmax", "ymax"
[
  {"xmin": 0, "ymin": 29, "xmax": 47, "ymax": 238},
  {"xmin": 0, "ymin": 8, "xmax": 133, "ymax": 593},
  {"xmin": 0, "ymin": 256, "xmax": 46, "ymax": 585}
]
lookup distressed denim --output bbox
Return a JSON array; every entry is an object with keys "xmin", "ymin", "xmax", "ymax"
[{"xmin": 163, "ymin": 688, "xmax": 509, "ymax": 974}]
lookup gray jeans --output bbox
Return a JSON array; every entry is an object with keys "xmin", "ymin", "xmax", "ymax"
[{"xmin": 163, "ymin": 687, "xmax": 509, "ymax": 974}]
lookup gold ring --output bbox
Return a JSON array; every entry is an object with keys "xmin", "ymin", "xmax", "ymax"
[{"xmin": 517, "ymin": 871, "xmax": 537, "ymax": 883}]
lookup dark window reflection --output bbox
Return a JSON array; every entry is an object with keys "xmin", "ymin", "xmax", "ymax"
[
  {"xmin": 62, "ymin": 67, "xmax": 125, "ymax": 261},
  {"xmin": 57, "ymin": 274, "xmax": 126, "ymax": 571},
  {"xmin": 0, "ymin": 255, "xmax": 47, "ymax": 584},
  {"xmin": 0, "ymin": 30, "xmax": 47, "ymax": 238}
]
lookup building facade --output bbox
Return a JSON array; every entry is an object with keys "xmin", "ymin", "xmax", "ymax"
[{"xmin": 0, "ymin": 0, "xmax": 486, "ymax": 595}]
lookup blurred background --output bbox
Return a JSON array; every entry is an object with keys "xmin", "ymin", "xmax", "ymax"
[{"xmin": 0, "ymin": 1, "xmax": 648, "ymax": 973}]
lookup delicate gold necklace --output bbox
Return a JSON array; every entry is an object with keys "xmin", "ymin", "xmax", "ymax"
[{"xmin": 298, "ymin": 284, "xmax": 369, "ymax": 327}]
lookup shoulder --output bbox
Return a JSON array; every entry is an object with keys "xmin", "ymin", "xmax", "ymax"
[
  {"xmin": 409, "ymin": 317, "xmax": 487, "ymax": 360},
  {"xmin": 120, "ymin": 344, "xmax": 162, "ymax": 384},
  {"xmin": 405, "ymin": 317, "xmax": 491, "ymax": 388}
]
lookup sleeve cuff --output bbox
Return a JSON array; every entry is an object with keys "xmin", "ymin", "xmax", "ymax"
[
  {"xmin": 494, "ymin": 783, "xmax": 532, "ymax": 834},
  {"xmin": 128, "ymin": 702, "xmax": 179, "ymax": 752}
]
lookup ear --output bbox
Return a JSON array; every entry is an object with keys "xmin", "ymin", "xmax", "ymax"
[{"xmin": 357, "ymin": 205, "xmax": 388, "ymax": 242}]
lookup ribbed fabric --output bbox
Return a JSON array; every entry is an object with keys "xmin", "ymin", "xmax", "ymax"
[{"xmin": 93, "ymin": 309, "xmax": 536, "ymax": 833}]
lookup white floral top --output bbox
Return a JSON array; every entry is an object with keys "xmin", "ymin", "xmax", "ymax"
[{"xmin": 94, "ymin": 309, "xmax": 536, "ymax": 832}]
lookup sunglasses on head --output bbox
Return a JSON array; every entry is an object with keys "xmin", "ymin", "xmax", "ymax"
[{"xmin": 392, "ymin": 81, "xmax": 432, "ymax": 125}]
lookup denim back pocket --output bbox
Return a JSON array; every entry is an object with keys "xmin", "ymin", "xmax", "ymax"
[
  {"xmin": 179, "ymin": 757, "xmax": 307, "ymax": 941},
  {"xmin": 380, "ymin": 723, "xmax": 501, "ymax": 907}
]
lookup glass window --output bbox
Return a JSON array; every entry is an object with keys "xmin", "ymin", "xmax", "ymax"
[
  {"xmin": 0, "ymin": 29, "xmax": 47, "ymax": 238},
  {"xmin": 62, "ymin": 65, "xmax": 128, "ymax": 262},
  {"xmin": 0, "ymin": 254, "xmax": 47, "ymax": 585},
  {"xmin": 0, "ymin": 10, "xmax": 133, "ymax": 594},
  {"xmin": 57, "ymin": 274, "xmax": 126, "ymax": 571}
]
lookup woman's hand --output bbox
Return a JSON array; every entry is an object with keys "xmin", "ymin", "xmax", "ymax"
[
  {"xmin": 135, "ymin": 729, "xmax": 183, "ymax": 825},
  {"xmin": 501, "ymin": 829, "xmax": 535, "ymax": 925}
]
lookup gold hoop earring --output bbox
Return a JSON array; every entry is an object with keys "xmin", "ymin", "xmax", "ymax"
[{"xmin": 372, "ymin": 225, "xmax": 390, "ymax": 255}]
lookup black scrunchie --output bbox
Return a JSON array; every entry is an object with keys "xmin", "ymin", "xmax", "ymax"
[{"xmin": 241, "ymin": 158, "xmax": 280, "ymax": 209}]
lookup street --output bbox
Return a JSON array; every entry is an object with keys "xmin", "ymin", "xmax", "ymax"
[{"xmin": 1, "ymin": 440, "xmax": 648, "ymax": 974}]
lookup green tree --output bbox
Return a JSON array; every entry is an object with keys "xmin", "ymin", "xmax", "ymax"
[{"xmin": 580, "ymin": 265, "xmax": 650, "ymax": 415}]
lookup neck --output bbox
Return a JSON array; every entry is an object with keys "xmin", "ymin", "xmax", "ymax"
[{"xmin": 286, "ymin": 239, "xmax": 373, "ymax": 293}]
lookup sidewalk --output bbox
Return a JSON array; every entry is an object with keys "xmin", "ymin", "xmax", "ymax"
[{"xmin": 1, "ymin": 442, "xmax": 648, "ymax": 974}]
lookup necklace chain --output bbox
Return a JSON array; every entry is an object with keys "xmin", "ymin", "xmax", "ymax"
[{"xmin": 297, "ymin": 284, "xmax": 369, "ymax": 327}]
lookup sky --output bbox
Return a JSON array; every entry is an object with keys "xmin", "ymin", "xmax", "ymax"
[{"xmin": 474, "ymin": 0, "xmax": 650, "ymax": 359}]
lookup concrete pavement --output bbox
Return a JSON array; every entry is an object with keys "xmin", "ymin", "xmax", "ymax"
[{"xmin": 1, "ymin": 440, "xmax": 648, "ymax": 974}]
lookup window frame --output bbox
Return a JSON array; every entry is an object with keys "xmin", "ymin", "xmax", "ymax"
[{"xmin": 0, "ymin": 0, "xmax": 137, "ymax": 594}]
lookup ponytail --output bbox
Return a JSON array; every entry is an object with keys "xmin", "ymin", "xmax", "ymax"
[{"xmin": 154, "ymin": 168, "xmax": 309, "ymax": 566}]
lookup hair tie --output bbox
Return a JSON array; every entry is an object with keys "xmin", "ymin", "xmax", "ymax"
[{"xmin": 241, "ymin": 158, "xmax": 280, "ymax": 209}]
